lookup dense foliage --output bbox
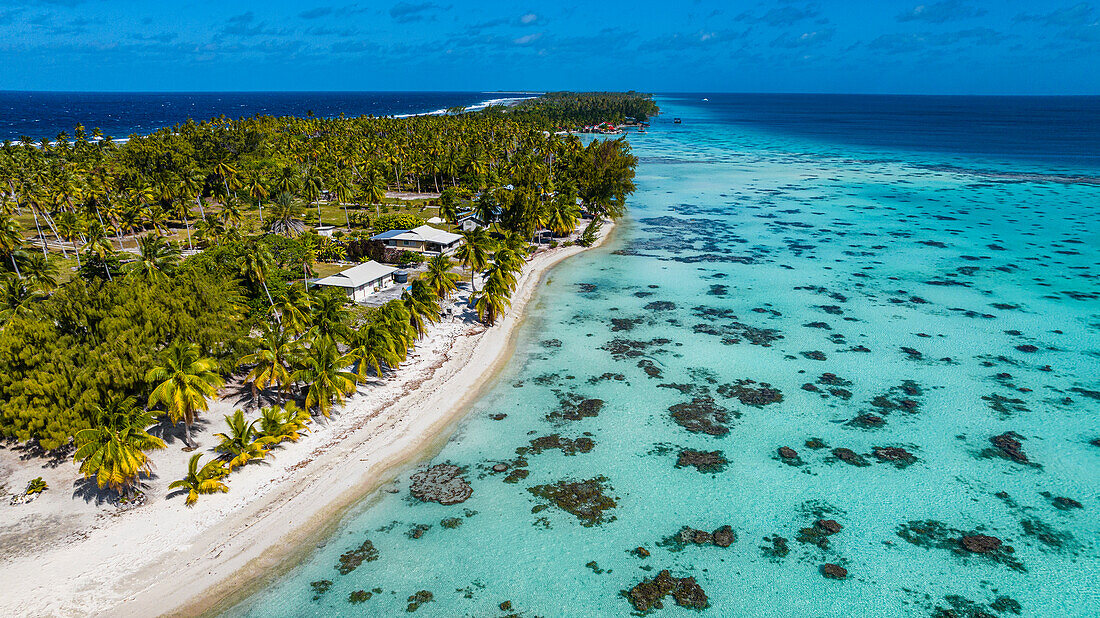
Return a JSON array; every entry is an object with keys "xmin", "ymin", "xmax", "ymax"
[
  {"xmin": 502, "ymin": 92, "xmax": 660, "ymax": 125},
  {"xmin": 0, "ymin": 92, "xmax": 651, "ymax": 495}
]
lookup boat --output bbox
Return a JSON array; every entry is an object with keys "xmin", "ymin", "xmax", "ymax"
[
  {"xmin": 674, "ymin": 118, "xmax": 682, "ymax": 124},
  {"xmin": 702, "ymin": 98, "xmax": 708, "ymax": 101}
]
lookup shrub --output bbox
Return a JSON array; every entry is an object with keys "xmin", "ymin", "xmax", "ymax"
[
  {"xmin": 373, "ymin": 213, "xmax": 423, "ymax": 234},
  {"xmin": 397, "ymin": 251, "xmax": 423, "ymax": 267}
]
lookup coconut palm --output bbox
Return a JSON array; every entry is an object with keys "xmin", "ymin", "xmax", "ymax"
[
  {"xmin": 276, "ymin": 285, "xmax": 313, "ymax": 336},
  {"xmin": 0, "ymin": 274, "xmax": 45, "ymax": 325},
  {"xmin": 402, "ymin": 279, "xmax": 440, "ymax": 337},
  {"xmin": 454, "ymin": 227, "xmax": 492, "ymax": 291},
  {"xmin": 213, "ymin": 410, "xmax": 275, "ymax": 471},
  {"xmin": 347, "ymin": 323, "xmax": 401, "ymax": 381},
  {"xmin": 238, "ymin": 323, "xmax": 298, "ymax": 402},
  {"xmin": 169, "ymin": 453, "xmax": 229, "ymax": 507},
  {"xmin": 268, "ymin": 191, "xmax": 305, "ymax": 237},
  {"xmin": 20, "ymin": 252, "xmax": 58, "ymax": 292},
  {"xmin": 127, "ymin": 234, "xmax": 180, "ymax": 282},
  {"xmin": 0, "ymin": 213, "xmax": 24, "ymax": 278},
  {"xmin": 472, "ymin": 267, "xmax": 513, "ymax": 325},
  {"xmin": 73, "ymin": 394, "xmax": 166, "ymax": 495},
  {"xmin": 292, "ymin": 336, "xmax": 357, "ymax": 417},
  {"xmin": 258, "ymin": 403, "xmax": 311, "ymax": 444},
  {"xmin": 243, "ymin": 170, "xmax": 269, "ymax": 223},
  {"xmin": 422, "ymin": 254, "xmax": 461, "ymax": 299},
  {"xmin": 308, "ymin": 291, "xmax": 351, "ymax": 343},
  {"xmin": 146, "ymin": 341, "xmax": 224, "ymax": 449},
  {"xmin": 240, "ymin": 240, "xmax": 277, "ymax": 314}
]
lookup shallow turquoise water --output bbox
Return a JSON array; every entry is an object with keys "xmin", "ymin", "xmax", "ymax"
[{"xmin": 229, "ymin": 98, "xmax": 1100, "ymax": 617}]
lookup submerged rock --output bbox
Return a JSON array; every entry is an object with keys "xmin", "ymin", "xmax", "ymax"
[
  {"xmin": 336, "ymin": 540, "xmax": 379, "ymax": 575},
  {"xmin": 528, "ymin": 476, "xmax": 617, "ymax": 527},
  {"xmin": 761, "ymin": 535, "xmax": 789, "ymax": 559},
  {"xmin": 527, "ymin": 434, "xmax": 596, "ymax": 456},
  {"xmin": 410, "ymin": 464, "xmax": 473, "ymax": 505},
  {"xmin": 872, "ymin": 446, "xmax": 918, "ymax": 468},
  {"xmin": 676, "ymin": 449, "xmax": 728, "ymax": 473},
  {"xmin": 990, "ymin": 432, "xmax": 1030, "ymax": 464},
  {"xmin": 716, "ymin": 379, "xmax": 783, "ymax": 406},
  {"xmin": 669, "ymin": 397, "xmax": 733, "ymax": 436},
  {"xmin": 1052, "ymin": 496, "xmax": 1083, "ymax": 510},
  {"xmin": 960, "ymin": 534, "xmax": 1002, "ymax": 554},
  {"xmin": 820, "ymin": 563, "xmax": 848, "ymax": 579},
  {"xmin": 625, "ymin": 570, "xmax": 709, "ymax": 612},
  {"xmin": 778, "ymin": 446, "xmax": 799, "ymax": 459},
  {"xmin": 406, "ymin": 590, "xmax": 433, "ymax": 612},
  {"xmin": 832, "ymin": 448, "xmax": 870, "ymax": 467}
]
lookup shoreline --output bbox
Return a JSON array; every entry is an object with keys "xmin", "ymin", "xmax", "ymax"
[{"xmin": 0, "ymin": 221, "xmax": 616, "ymax": 617}]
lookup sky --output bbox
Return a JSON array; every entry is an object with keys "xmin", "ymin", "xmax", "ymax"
[{"xmin": 0, "ymin": 0, "xmax": 1098, "ymax": 94}]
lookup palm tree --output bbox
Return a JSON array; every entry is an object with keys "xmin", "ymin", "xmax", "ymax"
[
  {"xmin": 472, "ymin": 267, "xmax": 513, "ymax": 325},
  {"xmin": 146, "ymin": 341, "xmax": 224, "ymax": 449},
  {"xmin": 402, "ymin": 279, "xmax": 440, "ymax": 337},
  {"xmin": 258, "ymin": 403, "xmax": 311, "ymax": 444},
  {"xmin": 308, "ymin": 291, "xmax": 351, "ymax": 343},
  {"xmin": 73, "ymin": 394, "xmax": 166, "ymax": 496},
  {"xmin": 240, "ymin": 240, "xmax": 278, "ymax": 315},
  {"xmin": 238, "ymin": 323, "xmax": 298, "ymax": 402},
  {"xmin": 277, "ymin": 285, "xmax": 314, "ymax": 336},
  {"xmin": 169, "ymin": 454, "xmax": 229, "ymax": 507},
  {"xmin": 0, "ymin": 274, "xmax": 45, "ymax": 325},
  {"xmin": 243, "ymin": 170, "xmax": 269, "ymax": 224},
  {"xmin": 213, "ymin": 410, "xmax": 275, "ymax": 471},
  {"xmin": 347, "ymin": 323, "xmax": 401, "ymax": 381},
  {"xmin": 454, "ymin": 227, "xmax": 492, "ymax": 291},
  {"xmin": 268, "ymin": 191, "xmax": 305, "ymax": 237},
  {"xmin": 422, "ymin": 254, "xmax": 461, "ymax": 299},
  {"xmin": 292, "ymin": 336, "xmax": 357, "ymax": 417},
  {"xmin": 0, "ymin": 214, "xmax": 24, "ymax": 278},
  {"xmin": 56, "ymin": 211, "xmax": 86, "ymax": 269},
  {"xmin": 546, "ymin": 198, "xmax": 581, "ymax": 236},
  {"xmin": 127, "ymin": 234, "xmax": 180, "ymax": 282},
  {"xmin": 438, "ymin": 188, "xmax": 459, "ymax": 224},
  {"xmin": 20, "ymin": 252, "xmax": 58, "ymax": 292}
]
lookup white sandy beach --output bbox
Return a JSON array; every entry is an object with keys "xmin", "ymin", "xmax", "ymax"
[{"xmin": 0, "ymin": 222, "xmax": 613, "ymax": 617}]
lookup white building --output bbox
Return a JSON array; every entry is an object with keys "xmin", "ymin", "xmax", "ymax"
[
  {"xmin": 313, "ymin": 260, "xmax": 398, "ymax": 303},
  {"xmin": 371, "ymin": 224, "xmax": 463, "ymax": 255}
]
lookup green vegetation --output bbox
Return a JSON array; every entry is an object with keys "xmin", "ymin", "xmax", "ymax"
[
  {"xmin": 0, "ymin": 92, "xmax": 650, "ymax": 498},
  {"xmin": 497, "ymin": 92, "xmax": 660, "ymax": 125}
]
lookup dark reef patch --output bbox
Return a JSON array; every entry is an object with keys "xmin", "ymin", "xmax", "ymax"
[
  {"xmin": 624, "ymin": 570, "xmax": 709, "ymax": 612},
  {"xmin": 336, "ymin": 539, "xmax": 379, "ymax": 575},
  {"xmin": 410, "ymin": 464, "xmax": 473, "ymax": 505},
  {"xmin": 675, "ymin": 449, "xmax": 728, "ymax": 473},
  {"xmin": 669, "ymin": 398, "xmax": 735, "ymax": 436},
  {"xmin": 896, "ymin": 520, "xmax": 1024, "ymax": 571},
  {"xmin": 716, "ymin": 379, "xmax": 783, "ymax": 406},
  {"xmin": 528, "ymin": 476, "xmax": 617, "ymax": 527},
  {"xmin": 522, "ymin": 434, "xmax": 596, "ymax": 456}
]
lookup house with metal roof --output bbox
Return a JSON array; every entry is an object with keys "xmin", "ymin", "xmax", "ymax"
[
  {"xmin": 313, "ymin": 260, "xmax": 399, "ymax": 303},
  {"xmin": 370, "ymin": 224, "xmax": 463, "ymax": 255}
]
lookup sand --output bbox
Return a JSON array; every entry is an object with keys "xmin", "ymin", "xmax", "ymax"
[{"xmin": 0, "ymin": 222, "xmax": 613, "ymax": 617}]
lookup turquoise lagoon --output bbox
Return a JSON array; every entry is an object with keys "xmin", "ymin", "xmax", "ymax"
[{"xmin": 230, "ymin": 96, "xmax": 1100, "ymax": 617}]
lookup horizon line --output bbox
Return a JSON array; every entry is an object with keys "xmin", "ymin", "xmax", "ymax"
[{"xmin": 2, "ymin": 89, "xmax": 1099, "ymax": 98}]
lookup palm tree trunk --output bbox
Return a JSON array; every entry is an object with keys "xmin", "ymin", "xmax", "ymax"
[
  {"xmin": 183, "ymin": 213, "xmax": 193, "ymax": 251},
  {"xmin": 9, "ymin": 254, "xmax": 21, "ymax": 278},
  {"xmin": 30, "ymin": 208, "xmax": 47, "ymax": 258},
  {"xmin": 257, "ymin": 199, "xmax": 263, "ymax": 224},
  {"xmin": 182, "ymin": 421, "xmax": 195, "ymax": 449}
]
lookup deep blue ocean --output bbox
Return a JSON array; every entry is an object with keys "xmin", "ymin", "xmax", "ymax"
[{"xmin": 0, "ymin": 91, "xmax": 530, "ymax": 141}]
